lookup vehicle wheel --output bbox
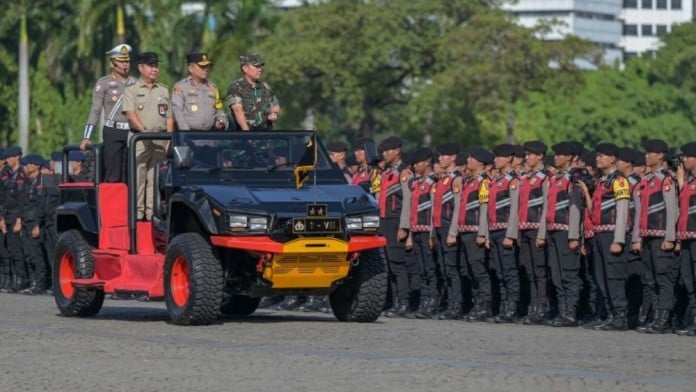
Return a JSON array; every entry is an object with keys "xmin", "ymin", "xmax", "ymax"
[
  {"xmin": 220, "ymin": 295, "xmax": 261, "ymax": 316},
  {"xmin": 329, "ymin": 248, "xmax": 387, "ymax": 322},
  {"xmin": 53, "ymin": 230, "xmax": 105, "ymax": 317},
  {"xmin": 164, "ymin": 233, "xmax": 223, "ymax": 325}
]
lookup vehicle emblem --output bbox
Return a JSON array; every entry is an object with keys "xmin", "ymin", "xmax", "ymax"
[{"xmin": 294, "ymin": 220, "xmax": 305, "ymax": 232}]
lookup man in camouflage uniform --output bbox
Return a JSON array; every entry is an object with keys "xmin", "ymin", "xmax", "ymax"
[
  {"xmin": 172, "ymin": 53, "xmax": 227, "ymax": 131},
  {"xmin": 80, "ymin": 44, "xmax": 136, "ymax": 182},
  {"xmin": 226, "ymin": 54, "xmax": 280, "ymax": 131}
]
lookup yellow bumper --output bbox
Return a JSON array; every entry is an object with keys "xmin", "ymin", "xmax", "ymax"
[{"xmin": 261, "ymin": 237, "xmax": 351, "ymax": 289}]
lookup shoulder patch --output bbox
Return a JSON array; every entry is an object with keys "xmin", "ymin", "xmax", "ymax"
[
  {"xmin": 452, "ymin": 177, "xmax": 462, "ymax": 194},
  {"xmin": 400, "ymin": 171, "xmax": 410, "ymax": 183},
  {"xmin": 613, "ymin": 176, "xmax": 630, "ymax": 201},
  {"xmin": 509, "ymin": 178, "xmax": 518, "ymax": 190},
  {"xmin": 663, "ymin": 176, "xmax": 673, "ymax": 192},
  {"xmin": 479, "ymin": 179, "xmax": 490, "ymax": 204},
  {"xmin": 173, "ymin": 86, "xmax": 181, "ymax": 95}
]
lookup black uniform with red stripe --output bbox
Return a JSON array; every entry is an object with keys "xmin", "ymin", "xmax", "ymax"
[
  {"xmin": 432, "ymin": 172, "xmax": 462, "ymax": 313},
  {"xmin": 378, "ymin": 162, "xmax": 411, "ymax": 307},
  {"xmin": 351, "ymin": 165, "xmax": 372, "ymax": 194},
  {"xmin": 518, "ymin": 169, "xmax": 548, "ymax": 316},
  {"xmin": 2, "ymin": 165, "xmax": 27, "ymax": 290},
  {"xmin": 590, "ymin": 171, "xmax": 631, "ymax": 317},
  {"xmin": 408, "ymin": 175, "xmax": 438, "ymax": 300},
  {"xmin": 458, "ymin": 174, "xmax": 492, "ymax": 308},
  {"xmin": 21, "ymin": 172, "xmax": 48, "ymax": 292},
  {"xmin": 636, "ymin": 169, "xmax": 679, "ymax": 312}
]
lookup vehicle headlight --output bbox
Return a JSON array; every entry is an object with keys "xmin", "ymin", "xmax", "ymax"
[
  {"xmin": 346, "ymin": 215, "xmax": 380, "ymax": 232},
  {"xmin": 228, "ymin": 215, "xmax": 268, "ymax": 232}
]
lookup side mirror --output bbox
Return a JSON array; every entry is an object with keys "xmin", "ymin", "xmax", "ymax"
[
  {"xmin": 363, "ymin": 140, "xmax": 380, "ymax": 165},
  {"xmin": 173, "ymin": 146, "xmax": 193, "ymax": 169}
]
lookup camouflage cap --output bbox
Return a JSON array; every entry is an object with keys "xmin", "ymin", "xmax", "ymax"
[
  {"xmin": 240, "ymin": 54, "xmax": 264, "ymax": 66},
  {"xmin": 106, "ymin": 44, "xmax": 132, "ymax": 62}
]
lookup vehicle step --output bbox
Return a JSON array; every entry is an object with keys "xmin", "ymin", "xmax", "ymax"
[{"xmin": 71, "ymin": 279, "xmax": 106, "ymax": 289}]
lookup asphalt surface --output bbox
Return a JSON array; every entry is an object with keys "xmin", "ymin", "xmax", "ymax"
[{"xmin": 1, "ymin": 293, "xmax": 695, "ymax": 392}]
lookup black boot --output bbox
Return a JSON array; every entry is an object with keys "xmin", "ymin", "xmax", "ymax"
[
  {"xmin": 0, "ymin": 274, "xmax": 10, "ymax": 293},
  {"xmin": 383, "ymin": 298, "xmax": 409, "ymax": 318},
  {"xmin": 522, "ymin": 304, "xmax": 543, "ymax": 325},
  {"xmin": 21, "ymin": 279, "xmax": 39, "ymax": 295},
  {"xmin": 675, "ymin": 314, "xmax": 696, "ymax": 336},
  {"xmin": 594, "ymin": 310, "xmax": 627, "ymax": 331},
  {"xmin": 274, "ymin": 295, "xmax": 300, "ymax": 311},
  {"xmin": 645, "ymin": 309, "xmax": 671, "ymax": 334},
  {"xmin": 465, "ymin": 300, "xmax": 491, "ymax": 322},
  {"xmin": 297, "ymin": 296, "xmax": 321, "ymax": 312},
  {"xmin": 492, "ymin": 300, "xmax": 516, "ymax": 323},
  {"xmin": 414, "ymin": 297, "xmax": 439, "ymax": 319},
  {"xmin": 437, "ymin": 302, "xmax": 462, "ymax": 320},
  {"xmin": 636, "ymin": 305, "xmax": 652, "ymax": 332},
  {"xmin": 551, "ymin": 305, "xmax": 577, "ymax": 327},
  {"xmin": 12, "ymin": 276, "xmax": 29, "ymax": 293}
]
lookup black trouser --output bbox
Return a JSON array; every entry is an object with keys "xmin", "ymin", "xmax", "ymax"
[
  {"xmin": 404, "ymin": 249, "xmax": 421, "ymax": 295},
  {"xmin": 547, "ymin": 230, "xmax": 580, "ymax": 315},
  {"xmin": 519, "ymin": 229, "xmax": 547, "ymax": 309},
  {"xmin": 680, "ymin": 239, "xmax": 696, "ymax": 313},
  {"xmin": 435, "ymin": 227, "xmax": 461, "ymax": 308},
  {"xmin": 379, "ymin": 217, "xmax": 409, "ymax": 302},
  {"xmin": 411, "ymin": 232, "xmax": 439, "ymax": 299},
  {"xmin": 6, "ymin": 225, "xmax": 26, "ymax": 280},
  {"xmin": 489, "ymin": 230, "xmax": 520, "ymax": 305},
  {"xmin": 580, "ymin": 240, "xmax": 600, "ymax": 317},
  {"xmin": 0, "ymin": 231, "xmax": 10, "ymax": 276},
  {"xmin": 641, "ymin": 237, "xmax": 680, "ymax": 310},
  {"xmin": 592, "ymin": 233, "xmax": 628, "ymax": 313},
  {"xmin": 103, "ymin": 126, "xmax": 129, "ymax": 183},
  {"xmin": 43, "ymin": 223, "xmax": 57, "ymax": 273},
  {"xmin": 460, "ymin": 232, "xmax": 491, "ymax": 304},
  {"xmin": 22, "ymin": 226, "xmax": 46, "ymax": 285}
]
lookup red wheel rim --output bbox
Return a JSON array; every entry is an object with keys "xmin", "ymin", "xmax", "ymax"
[
  {"xmin": 171, "ymin": 256, "xmax": 190, "ymax": 307},
  {"xmin": 59, "ymin": 251, "xmax": 76, "ymax": 298}
]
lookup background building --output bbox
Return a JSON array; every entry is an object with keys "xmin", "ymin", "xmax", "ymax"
[{"xmin": 620, "ymin": 0, "xmax": 694, "ymax": 60}]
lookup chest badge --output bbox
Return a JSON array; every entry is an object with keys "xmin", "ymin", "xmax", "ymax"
[{"xmin": 191, "ymin": 104, "xmax": 198, "ymax": 112}]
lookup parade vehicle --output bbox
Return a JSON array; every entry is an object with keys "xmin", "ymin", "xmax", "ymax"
[{"xmin": 53, "ymin": 130, "xmax": 387, "ymax": 325}]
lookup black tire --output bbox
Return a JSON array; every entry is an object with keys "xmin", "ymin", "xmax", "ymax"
[
  {"xmin": 53, "ymin": 229, "xmax": 105, "ymax": 317},
  {"xmin": 329, "ymin": 248, "xmax": 388, "ymax": 322},
  {"xmin": 220, "ymin": 295, "xmax": 261, "ymax": 316},
  {"xmin": 164, "ymin": 233, "xmax": 223, "ymax": 325}
]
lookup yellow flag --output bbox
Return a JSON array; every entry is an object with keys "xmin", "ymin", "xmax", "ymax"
[{"xmin": 293, "ymin": 133, "xmax": 317, "ymax": 189}]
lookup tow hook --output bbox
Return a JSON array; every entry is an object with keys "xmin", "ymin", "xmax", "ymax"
[
  {"xmin": 349, "ymin": 252, "xmax": 360, "ymax": 267},
  {"xmin": 257, "ymin": 253, "xmax": 273, "ymax": 273}
]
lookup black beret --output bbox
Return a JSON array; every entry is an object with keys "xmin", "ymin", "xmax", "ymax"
[
  {"xmin": 634, "ymin": 153, "xmax": 646, "ymax": 166},
  {"xmin": 51, "ymin": 151, "xmax": 62, "ymax": 161},
  {"xmin": 137, "ymin": 52, "xmax": 159, "ymax": 64},
  {"xmin": 0, "ymin": 149, "xmax": 5, "ymax": 160},
  {"xmin": 552, "ymin": 142, "xmax": 574, "ymax": 156},
  {"xmin": 492, "ymin": 143, "xmax": 515, "ymax": 157},
  {"xmin": 22, "ymin": 154, "xmax": 44, "ymax": 166},
  {"xmin": 437, "ymin": 142, "xmax": 460, "ymax": 156},
  {"xmin": 68, "ymin": 151, "xmax": 84, "ymax": 162},
  {"xmin": 345, "ymin": 154, "xmax": 359, "ymax": 166},
  {"xmin": 523, "ymin": 140, "xmax": 547, "ymax": 155},
  {"xmin": 681, "ymin": 142, "xmax": 696, "ymax": 158},
  {"xmin": 455, "ymin": 153, "xmax": 468, "ymax": 166},
  {"xmin": 617, "ymin": 147, "xmax": 636, "ymax": 163},
  {"xmin": 642, "ymin": 139, "xmax": 669, "ymax": 154},
  {"xmin": 580, "ymin": 151, "xmax": 597, "ymax": 168},
  {"xmin": 567, "ymin": 141, "xmax": 585, "ymax": 156},
  {"xmin": 595, "ymin": 142, "xmax": 620, "ymax": 157},
  {"xmin": 326, "ymin": 141, "xmax": 348, "ymax": 152},
  {"xmin": 379, "ymin": 136, "xmax": 402, "ymax": 151},
  {"xmin": 468, "ymin": 146, "xmax": 494, "ymax": 165},
  {"xmin": 513, "ymin": 144, "xmax": 525, "ymax": 158},
  {"xmin": 544, "ymin": 155, "xmax": 556, "ymax": 168},
  {"xmin": 410, "ymin": 147, "xmax": 433, "ymax": 164},
  {"xmin": 401, "ymin": 151, "xmax": 413, "ymax": 166},
  {"xmin": 354, "ymin": 137, "xmax": 374, "ymax": 150},
  {"xmin": 5, "ymin": 146, "xmax": 22, "ymax": 157}
]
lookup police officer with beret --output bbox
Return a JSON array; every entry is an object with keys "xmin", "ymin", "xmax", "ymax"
[
  {"xmin": 378, "ymin": 136, "xmax": 413, "ymax": 317},
  {"xmin": 461, "ymin": 146, "xmax": 495, "ymax": 321},
  {"xmin": 518, "ymin": 141, "xmax": 549, "ymax": 324},
  {"xmin": 634, "ymin": 139, "xmax": 679, "ymax": 333},
  {"xmin": 19, "ymin": 154, "xmax": 48, "ymax": 294},
  {"xmin": 227, "ymin": 54, "xmax": 280, "ymax": 131},
  {"xmin": 81, "ymin": 44, "xmax": 136, "ymax": 183},
  {"xmin": 538, "ymin": 142, "xmax": 584, "ymax": 326},
  {"xmin": 0, "ymin": 149, "xmax": 10, "ymax": 292},
  {"xmin": 589, "ymin": 143, "xmax": 631, "ymax": 330},
  {"xmin": 676, "ymin": 141, "xmax": 696, "ymax": 335},
  {"xmin": 482, "ymin": 143, "xmax": 521, "ymax": 323},
  {"xmin": 1, "ymin": 146, "xmax": 27, "ymax": 292},
  {"xmin": 172, "ymin": 53, "xmax": 227, "ymax": 131}
]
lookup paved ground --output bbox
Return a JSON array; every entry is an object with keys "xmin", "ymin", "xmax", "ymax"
[{"xmin": 1, "ymin": 293, "xmax": 695, "ymax": 392}]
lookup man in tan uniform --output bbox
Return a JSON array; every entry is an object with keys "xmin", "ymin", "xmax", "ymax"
[
  {"xmin": 80, "ymin": 44, "xmax": 136, "ymax": 182},
  {"xmin": 172, "ymin": 53, "xmax": 227, "ymax": 131},
  {"xmin": 123, "ymin": 52, "xmax": 173, "ymax": 221}
]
